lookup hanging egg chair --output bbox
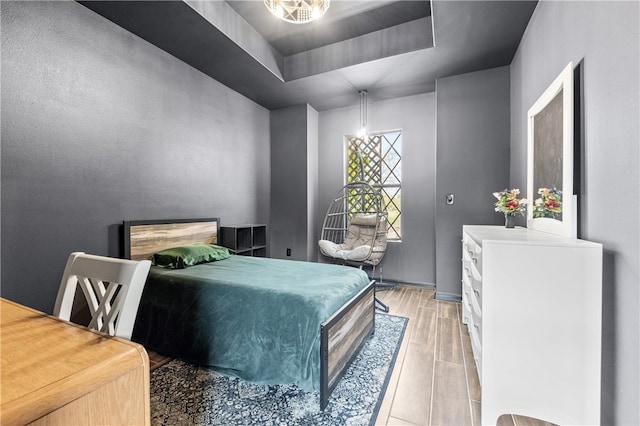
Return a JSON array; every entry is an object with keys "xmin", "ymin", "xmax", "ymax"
[{"xmin": 318, "ymin": 181, "xmax": 390, "ymax": 311}]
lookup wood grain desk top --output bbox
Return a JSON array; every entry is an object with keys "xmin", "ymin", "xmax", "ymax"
[{"xmin": 1, "ymin": 298, "xmax": 149, "ymax": 425}]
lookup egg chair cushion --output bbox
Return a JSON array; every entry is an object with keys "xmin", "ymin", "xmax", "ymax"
[{"xmin": 318, "ymin": 239, "xmax": 372, "ymax": 262}]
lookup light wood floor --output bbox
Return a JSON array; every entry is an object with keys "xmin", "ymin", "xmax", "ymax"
[
  {"xmin": 148, "ymin": 284, "xmax": 552, "ymax": 426},
  {"xmin": 374, "ymin": 285, "xmax": 554, "ymax": 426}
]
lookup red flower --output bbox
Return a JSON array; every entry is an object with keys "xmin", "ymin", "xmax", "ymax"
[{"xmin": 507, "ymin": 200, "xmax": 519, "ymax": 210}]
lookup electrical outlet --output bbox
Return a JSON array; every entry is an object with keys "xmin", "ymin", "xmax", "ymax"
[{"xmin": 286, "ymin": 248, "xmax": 291, "ymax": 256}]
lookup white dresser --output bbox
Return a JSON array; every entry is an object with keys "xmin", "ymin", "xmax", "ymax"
[{"xmin": 461, "ymin": 225, "xmax": 602, "ymax": 426}]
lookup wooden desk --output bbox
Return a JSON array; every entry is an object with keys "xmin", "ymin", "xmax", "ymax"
[{"xmin": 1, "ymin": 298, "xmax": 150, "ymax": 425}]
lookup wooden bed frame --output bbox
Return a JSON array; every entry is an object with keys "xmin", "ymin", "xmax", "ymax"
[{"xmin": 123, "ymin": 217, "xmax": 375, "ymax": 409}]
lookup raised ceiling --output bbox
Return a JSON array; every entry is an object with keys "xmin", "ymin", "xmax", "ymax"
[
  {"xmin": 226, "ymin": 1, "xmax": 432, "ymax": 56},
  {"xmin": 80, "ymin": 0, "xmax": 537, "ymax": 111}
]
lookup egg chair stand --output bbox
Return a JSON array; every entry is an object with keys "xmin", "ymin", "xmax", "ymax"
[{"xmin": 318, "ymin": 181, "xmax": 393, "ymax": 312}]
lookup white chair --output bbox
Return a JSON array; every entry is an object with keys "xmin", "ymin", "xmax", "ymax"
[{"xmin": 53, "ymin": 252, "xmax": 151, "ymax": 340}]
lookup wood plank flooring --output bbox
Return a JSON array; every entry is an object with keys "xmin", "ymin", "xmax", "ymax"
[
  {"xmin": 148, "ymin": 284, "xmax": 553, "ymax": 426},
  {"xmin": 375, "ymin": 285, "xmax": 553, "ymax": 426}
]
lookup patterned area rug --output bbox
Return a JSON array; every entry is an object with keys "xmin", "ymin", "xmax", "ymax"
[{"xmin": 150, "ymin": 313, "xmax": 408, "ymax": 425}]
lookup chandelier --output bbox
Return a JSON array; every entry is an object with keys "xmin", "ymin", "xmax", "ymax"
[{"xmin": 264, "ymin": 0, "xmax": 330, "ymax": 24}]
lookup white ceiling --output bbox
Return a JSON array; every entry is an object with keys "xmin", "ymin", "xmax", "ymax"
[{"xmin": 80, "ymin": 0, "xmax": 537, "ymax": 111}]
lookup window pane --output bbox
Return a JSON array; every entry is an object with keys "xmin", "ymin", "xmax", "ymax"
[
  {"xmin": 382, "ymin": 187, "xmax": 401, "ymax": 240},
  {"xmin": 346, "ymin": 131, "xmax": 402, "ymax": 240},
  {"xmin": 380, "ymin": 132, "xmax": 401, "ymax": 185}
]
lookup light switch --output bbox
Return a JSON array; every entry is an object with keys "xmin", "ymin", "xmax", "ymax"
[{"xmin": 446, "ymin": 194, "xmax": 455, "ymax": 205}]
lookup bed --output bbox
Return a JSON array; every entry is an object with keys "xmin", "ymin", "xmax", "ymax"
[{"xmin": 123, "ymin": 218, "xmax": 375, "ymax": 409}]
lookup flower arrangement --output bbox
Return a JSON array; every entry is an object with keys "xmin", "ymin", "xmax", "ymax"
[
  {"xmin": 493, "ymin": 188, "xmax": 527, "ymax": 216},
  {"xmin": 533, "ymin": 187, "xmax": 562, "ymax": 218}
]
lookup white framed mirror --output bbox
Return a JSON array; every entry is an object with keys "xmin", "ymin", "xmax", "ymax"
[{"xmin": 526, "ymin": 62, "xmax": 577, "ymax": 238}]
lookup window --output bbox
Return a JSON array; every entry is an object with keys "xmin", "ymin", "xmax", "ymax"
[{"xmin": 346, "ymin": 130, "xmax": 402, "ymax": 240}]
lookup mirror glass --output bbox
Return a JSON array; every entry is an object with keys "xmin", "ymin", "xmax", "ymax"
[{"xmin": 532, "ymin": 89, "xmax": 563, "ymax": 221}]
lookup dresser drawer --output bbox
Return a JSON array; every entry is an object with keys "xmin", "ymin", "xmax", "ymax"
[
  {"xmin": 461, "ymin": 300, "xmax": 471, "ymax": 326},
  {"xmin": 463, "ymin": 234, "xmax": 483, "ymax": 275},
  {"xmin": 468, "ymin": 265, "xmax": 482, "ymax": 308},
  {"xmin": 462, "ymin": 299, "xmax": 473, "ymax": 330},
  {"xmin": 469, "ymin": 323, "xmax": 482, "ymax": 384},
  {"xmin": 469, "ymin": 295, "xmax": 482, "ymax": 341},
  {"xmin": 462, "ymin": 257, "xmax": 481, "ymax": 282},
  {"xmin": 461, "ymin": 276, "xmax": 473, "ymax": 325},
  {"xmin": 462, "ymin": 256, "xmax": 472, "ymax": 279}
]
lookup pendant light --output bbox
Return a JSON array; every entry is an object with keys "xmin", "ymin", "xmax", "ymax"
[{"xmin": 358, "ymin": 90, "xmax": 368, "ymax": 140}]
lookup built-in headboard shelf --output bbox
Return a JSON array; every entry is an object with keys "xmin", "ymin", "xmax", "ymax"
[{"xmin": 123, "ymin": 218, "xmax": 219, "ymax": 260}]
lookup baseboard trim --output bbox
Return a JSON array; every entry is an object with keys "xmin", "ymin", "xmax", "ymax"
[
  {"xmin": 435, "ymin": 292, "xmax": 462, "ymax": 303},
  {"xmin": 378, "ymin": 280, "xmax": 436, "ymax": 291}
]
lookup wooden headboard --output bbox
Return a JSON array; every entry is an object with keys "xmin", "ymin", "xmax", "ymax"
[{"xmin": 123, "ymin": 218, "xmax": 219, "ymax": 260}]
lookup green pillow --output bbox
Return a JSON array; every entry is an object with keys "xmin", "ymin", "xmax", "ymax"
[{"xmin": 151, "ymin": 244, "xmax": 230, "ymax": 269}]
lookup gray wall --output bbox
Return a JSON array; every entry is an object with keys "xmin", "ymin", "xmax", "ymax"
[
  {"xmin": 510, "ymin": 2, "xmax": 639, "ymax": 424},
  {"xmin": 1, "ymin": 1, "xmax": 271, "ymax": 314},
  {"xmin": 318, "ymin": 93, "xmax": 436, "ymax": 285},
  {"xmin": 435, "ymin": 66, "xmax": 511, "ymax": 300},
  {"xmin": 306, "ymin": 106, "xmax": 319, "ymax": 261},
  {"xmin": 270, "ymin": 104, "xmax": 319, "ymax": 261}
]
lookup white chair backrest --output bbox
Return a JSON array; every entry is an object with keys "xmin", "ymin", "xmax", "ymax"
[{"xmin": 53, "ymin": 252, "xmax": 151, "ymax": 340}]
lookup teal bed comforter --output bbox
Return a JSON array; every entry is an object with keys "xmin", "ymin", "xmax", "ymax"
[{"xmin": 132, "ymin": 255, "xmax": 370, "ymax": 391}]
